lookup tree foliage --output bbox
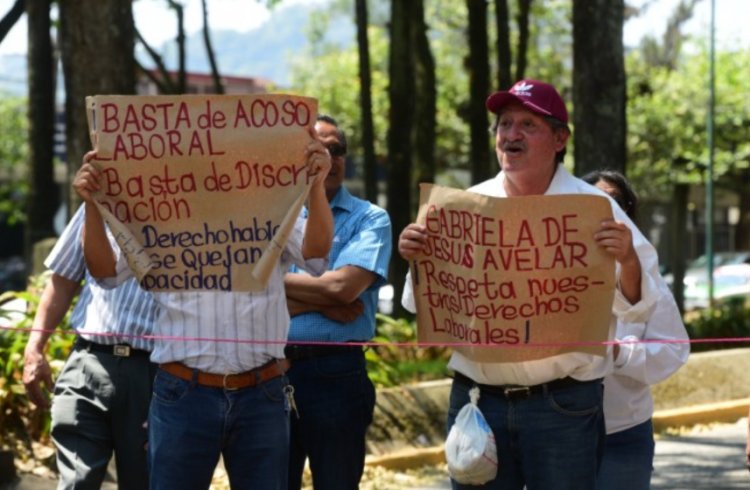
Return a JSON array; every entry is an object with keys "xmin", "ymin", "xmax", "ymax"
[
  {"xmin": 626, "ymin": 48, "xmax": 750, "ymax": 198},
  {"xmin": 0, "ymin": 96, "xmax": 29, "ymax": 225},
  {"xmin": 626, "ymin": 44, "xmax": 750, "ymax": 251}
]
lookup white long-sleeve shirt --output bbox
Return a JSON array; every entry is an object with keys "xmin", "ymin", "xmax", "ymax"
[
  {"xmin": 604, "ymin": 274, "xmax": 689, "ymax": 434},
  {"xmin": 403, "ymin": 166, "xmax": 665, "ymax": 386}
]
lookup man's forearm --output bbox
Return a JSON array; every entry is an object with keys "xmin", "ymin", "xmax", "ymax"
[
  {"xmin": 285, "ymin": 266, "xmax": 377, "ymax": 306},
  {"xmin": 287, "ymin": 297, "xmax": 324, "ymax": 317},
  {"xmin": 302, "ymin": 184, "xmax": 333, "ymax": 259},
  {"xmin": 285, "ymin": 273, "xmax": 349, "ymax": 306},
  {"xmin": 82, "ymin": 202, "xmax": 117, "ymax": 278},
  {"xmin": 618, "ymin": 256, "xmax": 642, "ymax": 305},
  {"xmin": 26, "ymin": 274, "xmax": 79, "ymax": 353}
]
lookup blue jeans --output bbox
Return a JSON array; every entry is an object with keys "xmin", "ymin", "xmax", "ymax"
[
  {"xmin": 448, "ymin": 375, "xmax": 604, "ymax": 490},
  {"xmin": 286, "ymin": 350, "xmax": 376, "ymax": 490},
  {"xmin": 148, "ymin": 369, "xmax": 290, "ymax": 490},
  {"xmin": 596, "ymin": 419, "xmax": 654, "ymax": 490}
]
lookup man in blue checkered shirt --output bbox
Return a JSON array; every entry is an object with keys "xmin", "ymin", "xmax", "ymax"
[{"xmin": 284, "ymin": 115, "xmax": 392, "ymax": 490}]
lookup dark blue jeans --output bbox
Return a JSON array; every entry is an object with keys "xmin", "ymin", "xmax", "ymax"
[
  {"xmin": 148, "ymin": 369, "xmax": 290, "ymax": 490},
  {"xmin": 448, "ymin": 375, "xmax": 605, "ymax": 490},
  {"xmin": 596, "ymin": 419, "xmax": 654, "ymax": 490},
  {"xmin": 286, "ymin": 350, "xmax": 376, "ymax": 490}
]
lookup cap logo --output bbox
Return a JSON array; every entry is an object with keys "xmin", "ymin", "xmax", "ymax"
[{"xmin": 512, "ymin": 81, "xmax": 533, "ymax": 97}]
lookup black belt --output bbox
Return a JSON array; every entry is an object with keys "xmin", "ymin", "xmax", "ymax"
[
  {"xmin": 453, "ymin": 371, "xmax": 601, "ymax": 401},
  {"xmin": 284, "ymin": 343, "xmax": 363, "ymax": 362},
  {"xmin": 75, "ymin": 337, "xmax": 150, "ymax": 358}
]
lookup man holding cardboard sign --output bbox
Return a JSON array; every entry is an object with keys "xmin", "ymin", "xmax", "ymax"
[
  {"xmin": 399, "ymin": 80, "xmax": 666, "ymax": 489},
  {"xmin": 73, "ymin": 94, "xmax": 333, "ymax": 490}
]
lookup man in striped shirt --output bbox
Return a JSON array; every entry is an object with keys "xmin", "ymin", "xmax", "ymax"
[
  {"xmin": 23, "ymin": 206, "xmax": 157, "ymax": 490},
  {"xmin": 73, "ymin": 132, "xmax": 334, "ymax": 489}
]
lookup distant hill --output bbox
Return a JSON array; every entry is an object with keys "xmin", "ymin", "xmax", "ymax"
[
  {"xmin": 0, "ymin": 1, "xmax": 355, "ymax": 97},
  {"xmin": 0, "ymin": 54, "xmax": 27, "ymax": 96}
]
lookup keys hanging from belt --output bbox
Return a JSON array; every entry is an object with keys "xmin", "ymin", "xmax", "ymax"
[{"xmin": 284, "ymin": 384, "xmax": 299, "ymax": 419}]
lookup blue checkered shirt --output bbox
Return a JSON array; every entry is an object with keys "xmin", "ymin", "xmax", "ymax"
[{"xmin": 288, "ymin": 187, "xmax": 392, "ymax": 342}]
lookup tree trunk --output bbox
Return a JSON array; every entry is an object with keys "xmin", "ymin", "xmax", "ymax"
[
  {"xmin": 514, "ymin": 0, "xmax": 532, "ymax": 81},
  {"xmin": 0, "ymin": 0, "xmax": 24, "ymax": 44},
  {"xmin": 169, "ymin": 0, "xmax": 186, "ymax": 93},
  {"xmin": 411, "ymin": 0, "xmax": 436, "ymax": 190},
  {"xmin": 467, "ymin": 0, "xmax": 491, "ymax": 184},
  {"xmin": 494, "ymin": 0, "xmax": 512, "ymax": 90},
  {"xmin": 136, "ymin": 27, "xmax": 176, "ymax": 93},
  {"xmin": 736, "ymin": 184, "xmax": 750, "ymax": 251},
  {"xmin": 25, "ymin": 0, "xmax": 57, "ymax": 260},
  {"xmin": 355, "ymin": 0, "xmax": 377, "ymax": 203},
  {"xmin": 671, "ymin": 183, "xmax": 688, "ymax": 314},
  {"xmin": 59, "ymin": 0, "xmax": 136, "ymax": 212},
  {"xmin": 201, "ymin": 0, "xmax": 224, "ymax": 94},
  {"xmin": 572, "ymin": 0, "xmax": 626, "ymax": 176},
  {"xmin": 387, "ymin": 0, "xmax": 414, "ymax": 318}
]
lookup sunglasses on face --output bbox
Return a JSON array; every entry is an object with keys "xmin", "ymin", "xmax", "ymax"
[{"xmin": 325, "ymin": 143, "xmax": 346, "ymax": 158}]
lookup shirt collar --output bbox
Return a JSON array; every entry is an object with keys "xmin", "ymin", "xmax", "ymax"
[
  {"xmin": 329, "ymin": 186, "xmax": 356, "ymax": 213},
  {"xmin": 496, "ymin": 164, "xmax": 570, "ymax": 197}
]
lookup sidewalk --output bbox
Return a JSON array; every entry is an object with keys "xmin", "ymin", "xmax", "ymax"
[
  {"xmin": 365, "ymin": 348, "xmax": 750, "ymax": 470},
  {"xmin": 364, "ymin": 397, "xmax": 750, "ymax": 472}
]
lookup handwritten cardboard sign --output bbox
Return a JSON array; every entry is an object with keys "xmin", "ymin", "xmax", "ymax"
[
  {"xmin": 410, "ymin": 184, "xmax": 616, "ymax": 363},
  {"xmin": 85, "ymin": 94, "xmax": 318, "ymax": 292}
]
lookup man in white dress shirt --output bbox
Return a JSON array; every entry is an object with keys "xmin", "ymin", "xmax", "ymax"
[
  {"xmin": 72, "ymin": 133, "xmax": 333, "ymax": 490},
  {"xmin": 399, "ymin": 79, "xmax": 666, "ymax": 490}
]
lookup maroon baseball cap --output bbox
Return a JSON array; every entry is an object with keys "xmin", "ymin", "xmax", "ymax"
[{"xmin": 486, "ymin": 79, "xmax": 568, "ymax": 124}]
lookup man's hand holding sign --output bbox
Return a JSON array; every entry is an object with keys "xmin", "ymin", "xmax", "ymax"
[{"xmin": 401, "ymin": 184, "xmax": 618, "ymax": 363}]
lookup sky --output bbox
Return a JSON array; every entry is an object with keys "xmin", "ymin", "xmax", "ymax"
[{"xmin": 0, "ymin": 0, "xmax": 747, "ymax": 56}]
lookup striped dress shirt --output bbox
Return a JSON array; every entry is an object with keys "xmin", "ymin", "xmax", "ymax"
[
  {"xmin": 104, "ymin": 215, "xmax": 325, "ymax": 374},
  {"xmin": 46, "ymin": 207, "xmax": 156, "ymax": 351}
]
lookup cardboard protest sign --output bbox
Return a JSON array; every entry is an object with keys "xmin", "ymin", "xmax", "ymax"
[
  {"xmin": 85, "ymin": 94, "xmax": 318, "ymax": 292},
  {"xmin": 410, "ymin": 184, "xmax": 616, "ymax": 363}
]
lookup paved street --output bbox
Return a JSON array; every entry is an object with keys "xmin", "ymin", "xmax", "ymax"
[
  {"xmin": 652, "ymin": 420, "xmax": 749, "ymax": 489},
  {"xmin": 3, "ymin": 419, "xmax": 749, "ymax": 489},
  {"xmin": 359, "ymin": 419, "xmax": 750, "ymax": 489}
]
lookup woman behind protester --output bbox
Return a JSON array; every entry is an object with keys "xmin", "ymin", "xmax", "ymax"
[{"xmin": 583, "ymin": 169, "xmax": 690, "ymax": 490}]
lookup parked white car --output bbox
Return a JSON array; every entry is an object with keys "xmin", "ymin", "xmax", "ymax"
[{"xmin": 683, "ymin": 263, "xmax": 750, "ymax": 310}]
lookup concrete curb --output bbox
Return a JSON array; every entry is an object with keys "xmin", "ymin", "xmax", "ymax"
[
  {"xmin": 652, "ymin": 397, "xmax": 750, "ymax": 432},
  {"xmin": 365, "ymin": 398, "xmax": 750, "ymax": 471}
]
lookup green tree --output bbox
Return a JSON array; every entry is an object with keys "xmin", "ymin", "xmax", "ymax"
[
  {"xmin": 626, "ymin": 48, "xmax": 750, "ymax": 247},
  {"xmin": 289, "ymin": 24, "xmax": 390, "ymax": 162},
  {"xmin": 0, "ymin": 97, "xmax": 29, "ymax": 225}
]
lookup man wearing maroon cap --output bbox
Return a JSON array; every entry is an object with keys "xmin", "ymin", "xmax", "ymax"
[{"xmin": 398, "ymin": 79, "xmax": 666, "ymax": 489}]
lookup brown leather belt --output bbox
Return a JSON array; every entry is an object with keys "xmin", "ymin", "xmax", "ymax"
[{"xmin": 159, "ymin": 359, "xmax": 290, "ymax": 390}]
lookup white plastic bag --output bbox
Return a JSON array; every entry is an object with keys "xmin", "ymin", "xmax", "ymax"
[{"xmin": 444, "ymin": 386, "xmax": 498, "ymax": 484}]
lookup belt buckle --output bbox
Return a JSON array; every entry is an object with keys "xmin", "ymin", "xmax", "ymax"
[
  {"xmin": 503, "ymin": 386, "xmax": 531, "ymax": 400},
  {"xmin": 223, "ymin": 373, "xmax": 240, "ymax": 391},
  {"xmin": 113, "ymin": 345, "xmax": 131, "ymax": 357}
]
